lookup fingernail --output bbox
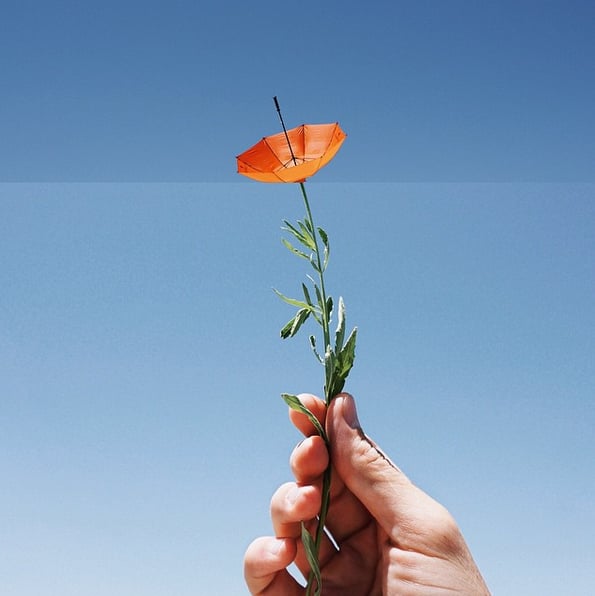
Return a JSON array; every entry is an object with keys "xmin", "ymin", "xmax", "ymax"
[{"xmin": 341, "ymin": 394, "xmax": 360, "ymax": 429}]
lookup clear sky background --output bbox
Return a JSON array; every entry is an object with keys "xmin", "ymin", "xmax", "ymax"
[{"xmin": 1, "ymin": 2, "xmax": 594, "ymax": 596}]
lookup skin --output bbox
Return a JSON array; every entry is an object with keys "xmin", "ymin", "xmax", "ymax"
[{"xmin": 244, "ymin": 393, "xmax": 491, "ymax": 596}]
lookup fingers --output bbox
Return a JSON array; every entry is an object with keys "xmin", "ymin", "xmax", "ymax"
[
  {"xmin": 268, "ymin": 478, "xmax": 338, "ymax": 580},
  {"xmin": 287, "ymin": 394, "xmax": 375, "ymax": 546},
  {"xmin": 271, "ymin": 482, "xmax": 321, "ymax": 539},
  {"xmin": 289, "ymin": 435, "xmax": 328, "ymax": 484},
  {"xmin": 243, "ymin": 536, "xmax": 301, "ymax": 595},
  {"xmin": 288, "ymin": 394, "xmax": 326, "ymax": 437}
]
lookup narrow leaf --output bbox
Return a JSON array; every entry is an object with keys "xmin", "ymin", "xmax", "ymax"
[
  {"xmin": 302, "ymin": 283, "xmax": 314, "ymax": 307},
  {"xmin": 280, "ymin": 317, "xmax": 295, "ymax": 339},
  {"xmin": 302, "ymin": 285, "xmax": 322, "ymax": 323},
  {"xmin": 281, "ymin": 238, "xmax": 310, "ymax": 260},
  {"xmin": 317, "ymin": 227, "xmax": 329, "ymax": 271},
  {"xmin": 297, "ymin": 221, "xmax": 316, "ymax": 250},
  {"xmin": 280, "ymin": 308, "xmax": 311, "ymax": 339},
  {"xmin": 302, "ymin": 218, "xmax": 314, "ymax": 235},
  {"xmin": 282, "ymin": 220, "xmax": 315, "ymax": 251},
  {"xmin": 334, "ymin": 296, "xmax": 346, "ymax": 353},
  {"xmin": 273, "ymin": 288, "xmax": 310, "ymax": 310},
  {"xmin": 309, "ymin": 334, "xmax": 323, "ymax": 363},
  {"xmin": 290, "ymin": 308, "xmax": 311, "ymax": 337},
  {"xmin": 313, "ymin": 284, "xmax": 323, "ymax": 310},
  {"xmin": 324, "ymin": 347, "xmax": 337, "ymax": 400},
  {"xmin": 301, "ymin": 523, "xmax": 322, "ymax": 596},
  {"xmin": 325, "ymin": 327, "xmax": 357, "ymax": 398},
  {"xmin": 281, "ymin": 394, "xmax": 326, "ymax": 438},
  {"xmin": 317, "ymin": 226, "xmax": 329, "ymax": 248},
  {"xmin": 281, "ymin": 220, "xmax": 305, "ymax": 243},
  {"xmin": 336, "ymin": 327, "xmax": 357, "ymax": 379}
]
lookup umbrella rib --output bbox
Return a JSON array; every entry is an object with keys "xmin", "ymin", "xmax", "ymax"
[
  {"xmin": 263, "ymin": 137, "xmax": 286, "ymax": 170},
  {"xmin": 299, "ymin": 123, "xmax": 306, "ymax": 163}
]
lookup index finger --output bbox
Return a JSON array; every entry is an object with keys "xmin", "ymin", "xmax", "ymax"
[{"xmin": 288, "ymin": 393, "xmax": 326, "ymax": 437}]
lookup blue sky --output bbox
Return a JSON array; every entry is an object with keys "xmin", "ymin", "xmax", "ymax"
[
  {"xmin": 1, "ymin": 2, "xmax": 595, "ymax": 596},
  {"xmin": 2, "ymin": 0, "xmax": 595, "ymax": 182}
]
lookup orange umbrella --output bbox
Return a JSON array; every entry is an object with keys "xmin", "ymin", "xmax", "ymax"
[{"xmin": 237, "ymin": 121, "xmax": 346, "ymax": 183}]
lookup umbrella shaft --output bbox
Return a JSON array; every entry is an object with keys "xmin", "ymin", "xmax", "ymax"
[{"xmin": 273, "ymin": 96, "xmax": 298, "ymax": 166}]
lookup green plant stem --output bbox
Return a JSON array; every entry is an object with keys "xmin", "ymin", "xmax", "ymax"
[
  {"xmin": 299, "ymin": 182, "xmax": 331, "ymax": 402},
  {"xmin": 299, "ymin": 182, "xmax": 332, "ymax": 596}
]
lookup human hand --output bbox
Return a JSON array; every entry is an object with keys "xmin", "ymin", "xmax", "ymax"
[{"xmin": 244, "ymin": 393, "xmax": 490, "ymax": 595}]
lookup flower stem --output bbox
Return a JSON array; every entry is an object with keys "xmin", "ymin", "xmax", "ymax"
[
  {"xmin": 299, "ymin": 182, "xmax": 332, "ymax": 403},
  {"xmin": 299, "ymin": 181, "xmax": 333, "ymax": 596}
]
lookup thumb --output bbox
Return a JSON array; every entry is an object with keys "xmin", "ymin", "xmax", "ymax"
[
  {"xmin": 327, "ymin": 395, "xmax": 490, "ymax": 593},
  {"xmin": 326, "ymin": 393, "xmax": 432, "ymax": 540}
]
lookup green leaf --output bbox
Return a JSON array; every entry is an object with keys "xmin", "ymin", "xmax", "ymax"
[
  {"xmin": 282, "ymin": 220, "xmax": 315, "ymax": 251},
  {"xmin": 302, "ymin": 284, "xmax": 322, "ymax": 324},
  {"xmin": 309, "ymin": 334, "xmax": 323, "ymax": 363},
  {"xmin": 317, "ymin": 226, "xmax": 328, "ymax": 247},
  {"xmin": 316, "ymin": 227, "xmax": 329, "ymax": 271},
  {"xmin": 280, "ymin": 308, "xmax": 311, "ymax": 339},
  {"xmin": 313, "ymin": 283, "xmax": 323, "ymax": 309},
  {"xmin": 273, "ymin": 288, "xmax": 310, "ymax": 310},
  {"xmin": 323, "ymin": 345, "xmax": 337, "ymax": 399},
  {"xmin": 297, "ymin": 221, "xmax": 316, "ymax": 250},
  {"xmin": 302, "ymin": 283, "xmax": 313, "ymax": 307},
  {"xmin": 325, "ymin": 327, "xmax": 357, "ymax": 399},
  {"xmin": 326, "ymin": 375, "xmax": 343, "ymax": 402},
  {"xmin": 281, "ymin": 238, "xmax": 310, "ymax": 260},
  {"xmin": 281, "ymin": 394, "xmax": 326, "ymax": 438},
  {"xmin": 334, "ymin": 297, "xmax": 346, "ymax": 353},
  {"xmin": 336, "ymin": 327, "xmax": 358, "ymax": 381},
  {"xmin": 301, "ymin": 523, "xmax": 322, "ymax": 596},
  {"xmin": 302, "ymin": 218, "xmax": 314, "ymax": 235},
  {"xmin": 281, "ymin": 220, "xmax": 304, "ymax": 243}
]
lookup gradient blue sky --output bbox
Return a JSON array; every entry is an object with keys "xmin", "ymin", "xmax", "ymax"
[
  {"xmin": 2, "ymin": 0, "xmax": 595, "ymax": 182},
  {"xmin": 1, "ymin": 2, "xmax": 594, "ymax": 596}
]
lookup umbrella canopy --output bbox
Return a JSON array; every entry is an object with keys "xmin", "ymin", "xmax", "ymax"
[{"xmin": 236, "ymin": 122, "xmax": 346, "ymax": 183}]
